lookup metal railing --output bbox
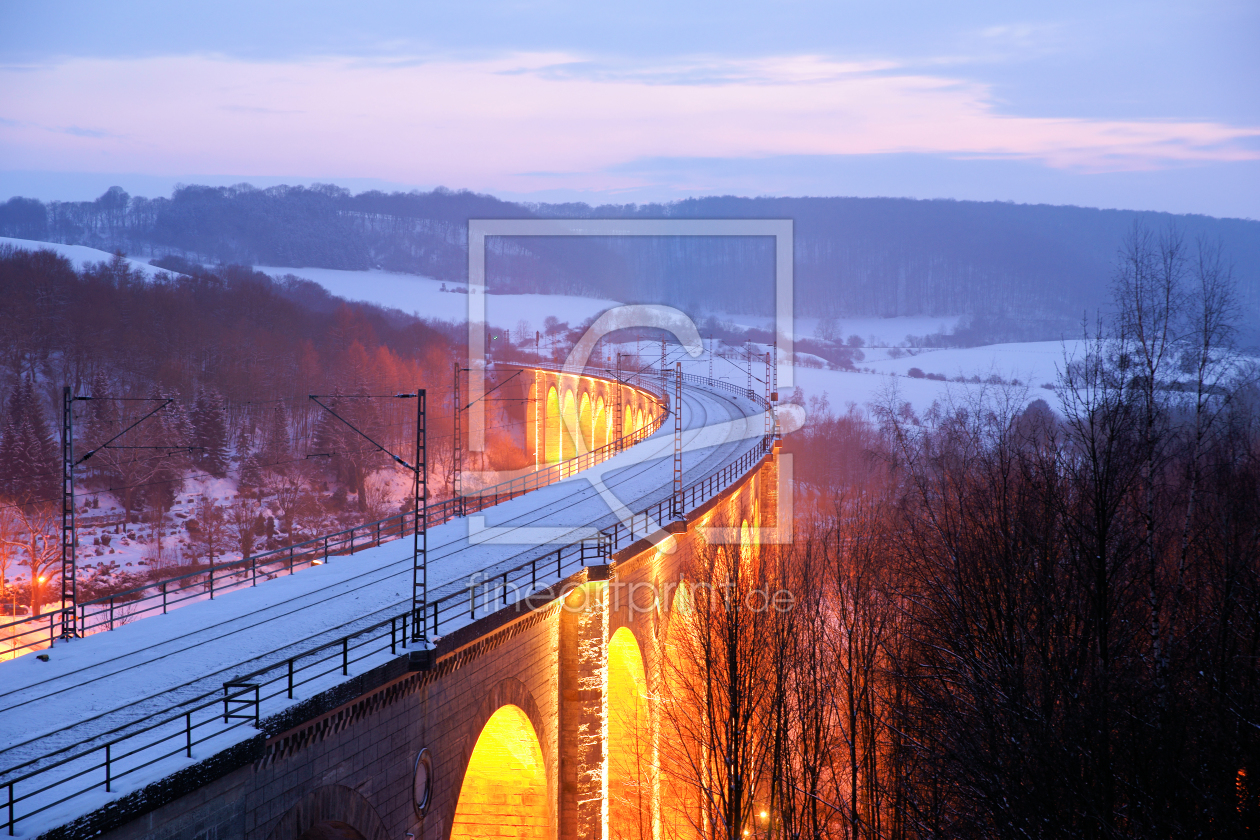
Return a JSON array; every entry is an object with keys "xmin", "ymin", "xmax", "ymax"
[
  {"xmin": 428, "ymin": 434, "xmax": 773, "ymax": 635},
  {"xmin": 0, "ymin": 370, "xmax": 770, "ymax": 836},
  {"xmin": 0, "ymin": 366, "xmax": 670, "ymax": 661}
]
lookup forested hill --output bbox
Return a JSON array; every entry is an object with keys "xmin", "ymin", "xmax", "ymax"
[
  {"xmin": 0, "ymin": 243, "xmax": 456, "ymax": 444},
  {"xmin": 3, "ymin": 185, "xmax": 1257, "ymax": 339}
]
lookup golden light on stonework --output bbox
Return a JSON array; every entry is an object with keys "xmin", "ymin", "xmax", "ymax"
[
  {"xmin": 450, "ymin": 704, "xmax": 549, "ymax": 839},
  {"xmin": 608, "ymin": 627, "xmax": 650, "ymax": 840}
]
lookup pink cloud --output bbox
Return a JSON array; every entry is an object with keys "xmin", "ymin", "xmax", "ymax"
[{"xmin": 1, "ymin": 53, "xmax": 1256, "ymax": 192}]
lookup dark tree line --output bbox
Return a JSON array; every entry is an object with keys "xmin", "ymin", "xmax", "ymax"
[
  {"xmin": 3, "ymin": 185, "xmax": 1257, "ymax": 342},
  {"xmin": 0, "ymin": 243, "xmax": 454, "ymax": 406}
]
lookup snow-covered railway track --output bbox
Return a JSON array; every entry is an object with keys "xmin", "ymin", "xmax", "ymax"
[{"xmin": 0, "ymin": 381, "xmax": 761, "ymax": 778}]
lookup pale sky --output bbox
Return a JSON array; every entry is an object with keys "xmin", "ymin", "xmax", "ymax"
[{"xmin": 1, "ymin": 0, "xmax": 1256, "ymax": 218}]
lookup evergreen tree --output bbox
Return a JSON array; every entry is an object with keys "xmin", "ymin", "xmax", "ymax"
[
  {"xmin": 160, "ymin": 393, "xmax": 194, "ymax": 458},
  {"xmin": 0, "ymin": 378, "xmax": 58, "ymax": 502},
  {"xmin": 262, "ymin": 403, "xmax": 290, "ymax": 462},
  {"xmin": 140, "ymin": 389, "xmax": 185, "ymax": 514},
  {"xmin": 239, "ymin": 452, "xmax": 264, "ymax": 490},
  {"xmin": 191, "ymin": 388, "xmax": 228, "ymax": 477},
  {"xmin": 82, "ymin": 370, "xmax": 117, "ymax": 483}
]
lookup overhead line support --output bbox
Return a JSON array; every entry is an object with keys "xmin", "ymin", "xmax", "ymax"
[{"xmin": 673, "ymin": 361, "xmax": 683, "ymax": 520}]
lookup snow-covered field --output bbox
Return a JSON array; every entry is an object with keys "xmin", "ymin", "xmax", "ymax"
[
  {"xmin": 254, "ymin": 264, "xmax": 622, "ymax": 332},
  {"xmin": 260, "ymin": 263, "xmax": 1055, "ymax": 414},
  {"xmin": 790, "ymin": 341, "xmax": 1082, "ymax": 416},
  {"xmin": 261, "ymin": 264, "xmax": 961, "ymax": 348},
  {"xmin": 859, "ymin": 340, "xmax": 1075, "ymax": 384},
  {"xmin": 0, "ymin": 237, "xmax": 1087, "ymax": 417},
  {"xmin": 675, "ymin": 347, "xmax": 1069, "ymax": 421},
  {"xmin": 720, "ymin": 313, "xmax": 963, "ymax": 348}
]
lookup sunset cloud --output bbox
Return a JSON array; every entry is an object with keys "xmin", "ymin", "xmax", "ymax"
[{"xmin": 1, "ymin": 52, "xmax": 1256, "ymax": 195}]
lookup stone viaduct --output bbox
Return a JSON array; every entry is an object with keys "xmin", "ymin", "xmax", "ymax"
[
  {"xmin": 12, "ymin": 366, "xmax": 780, "ymax": 840},
  {"xmin": 524, "ymin": 367, "xmax": 661, "ymax": 466}
]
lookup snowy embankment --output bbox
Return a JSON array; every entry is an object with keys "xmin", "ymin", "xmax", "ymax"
[
  {"xmin": 0, "ymin": 237, "xmax": 170, "ymax": 280},
  {"xmin": 0, "ymin": 379, "xmax": 765, "ymax": 837}
]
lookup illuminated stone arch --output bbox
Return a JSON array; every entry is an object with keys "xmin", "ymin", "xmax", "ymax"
[
  {"xmin": 740, "ymin": 519, "xmax": 753, "ymax": 563},
  {"xmin": 545, "ymin": 385, "xmax": 561, "ymax": 464},
  {"xmin": 528, "ymin": 380, "xmax": 543, "ymax": 466},
  {"xmin": 624, "ymin": 406, "xmax": 635, "ymax": 441},
  {"xmin": 658, "ymin": 583, "xmax": 700, "ymax": 839},
  {"xmin": 635, "ymin": 408, "xmax": 645, "ymax": 435},
  {"xmin": 594, "ymin": 395, "xmax": 607, "ymax": 450},
  {"xmin": 608, "ymin": 627, "xmax": 651, "ymax": 840},
  {"xmin": 561, "ymin": 389, "xmax": 578, "ymax": 460},
  {"xmin": 725, "ymin": 488, "xmax": 744, "ymax": 529},
  {"xmin": 450, "ymin": 679, "xmax": 550, "ymax": 840},
  {"xmin": 578, "ymin": 392, "xmax": 593, "ymax": 454}
]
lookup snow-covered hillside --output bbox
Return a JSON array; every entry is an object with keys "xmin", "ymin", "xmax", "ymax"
[
  {"xmin": 0, "ymin": 237, "xmax": 171, "ymax": 280},
  {"xmin": 0, "ymin": 237, "xmax": 1079, "ymax": 417},
  {"xmin": 254, "ymin": 264, "xmax": 622, "ymax": 331}
]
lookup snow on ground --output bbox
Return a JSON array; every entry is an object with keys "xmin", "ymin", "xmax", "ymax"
[
  {"xmin": 859, "ymin": 340, "xmax": 1080, "ymax": 386},
  {"xmin": 711, "ymin": 312, "xmax": 962, "ymax": 347},
  {"xmin": 253, "ymin": 265, "xmax": 961, "ymax": 349},
  {"xmin": 0, "ymin": 237, "xmax": 171, "ymax": 280},
  {"xmin": 254, "ymin": 265, "xmax": 623, "ymax": 332},
  {"xmin": 675, "ymin": 342, "xmax": 1075, "ymax": 421},
  {"xmin": 787, "ymin": 367, "xmax": 1055, "ymax": 418}
]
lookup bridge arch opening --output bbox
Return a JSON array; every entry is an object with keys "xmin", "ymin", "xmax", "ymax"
[
  {"xmin": 659, "ymin": 585, "xmax": 702, "ymax": 838},
  {"xmin": 451, "ymin": 704, "xmax": 550, "ymax": 839},
  {"xmin": 562, "ymin": 389, "xmax": 578, "ymax": 460},
  {"xmin": 594, "ymin": 395, "xmax": 607, "ymax": 450},
  {"xmin": 265, "ymin": 784, "xmax": 386, "ymax": 840},
  {"xmin": 545, "ymin": 386, "xmax": 561, "ymax": 464},
  {"xmin": 579, "ymin": 391, "xmax": 593, "ymax": 454},
  {"xmin": 608, "ymin": 627, "xmax": 651, "ymax": 840}
]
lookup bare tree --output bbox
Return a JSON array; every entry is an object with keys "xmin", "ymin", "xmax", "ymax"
[
  {"xmin": 266, "ymin": 467, "xmax": 304, "ymax": 541},
  {"xmin": 3, "ymin": 504, "xmax": 61, "ymax": 614},
  {"xmin": 0, "ymin": 507, "xmax": 17, "ymax": 601},
  {"xmin": 659, "ymin": 540, "xmax": 778, "ymax": 840},
  {"xmin": 191, "ymin": 497, "xmax": 228, "ymax": 566},
  {"xmin": 826, "ymin": 499, "xmax": 898, "ymax": 840},
  {"xmin": 228, "ymin": 495, "xmax": 259, "ymax": 558},
  {"xmin": 141, "ymin": 500, "xmax": 170, "ymax": 569}
]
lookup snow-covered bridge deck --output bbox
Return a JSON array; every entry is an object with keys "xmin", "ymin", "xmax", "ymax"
[{"xmin": 0, "ymin": 373, "xmax": 770, "ymax": 837}]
